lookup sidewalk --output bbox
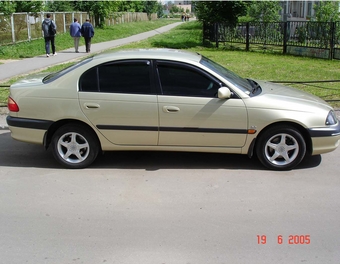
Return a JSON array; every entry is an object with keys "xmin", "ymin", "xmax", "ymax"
[{"xmin": 0, "ymin": 22, "xmax": 182, "ymax": 130}]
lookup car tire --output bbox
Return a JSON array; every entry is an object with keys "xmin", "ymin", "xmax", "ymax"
[
  {"xmin": 256, "ymin": 125, "xmax": 306, "ymax": 170},
  {"xmin": 51, "ymin": 124, "xmax": 99, "ymax": 169}
]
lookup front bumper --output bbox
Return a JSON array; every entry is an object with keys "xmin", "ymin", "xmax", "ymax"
[{"xmin": 308, "ymin": 122, "xmax": 340, "ymax": 155}]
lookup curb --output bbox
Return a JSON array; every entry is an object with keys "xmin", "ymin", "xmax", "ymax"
[
  {"xmin": 0, "ymin": 117, "xmax": 8, "ymax": 130},
  {"xmin": 0, "ymin": 109, "xmax": 8, "ymax": 130}
]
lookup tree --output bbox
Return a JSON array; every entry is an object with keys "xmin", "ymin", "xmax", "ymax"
[
  {"xmin": 247, "ymin": 1, "xmax": 281, "ymax": 22},
  {"xmin": 170, "ymin": 5, "xmax": 183, "ymax": 14},
  {"xmin": 156, "ymin": 2, "xmax": 164, "ymax": 18},
  {"xmin": 118, "ymin": 1, "xmax": 144, "ymax": 12},
  {"xmin": 194, "ymin": 1, "xmax": 247, "ymax": 26},
  {"xmin": 0, "ymin": 1, "xmax": 16, "ymax": 16},
  {"xmin": 142, "ymin": 0, "xmax": 158, "ymax": 20},
  {"xmin": 314, "ymin": 0, "xmax": 340, "ymax": 22},
  {"xmin": 45, "ymin": 1, "xmax": 75, "ymax": 12},
  {"xmin": 73, "ymin": 1, "xmax": 120, "ymax": 28},
  {"xmin": 11, "ymin": 1, "xmax": 43, "ymax": 15}
]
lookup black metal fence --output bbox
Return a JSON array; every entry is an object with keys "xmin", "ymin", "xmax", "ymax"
[{"xmin": 203, "ymin": 21, "xmax": 340, "ymax": 60}]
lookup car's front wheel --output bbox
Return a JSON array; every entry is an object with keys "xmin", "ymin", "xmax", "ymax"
[
  {"xmin": 51, "ymin": 124, "xmax": 99, "ymax": 169},
  {"xmin": 256, "ymin": 126, "xmax": 306, "ymax": 170}
]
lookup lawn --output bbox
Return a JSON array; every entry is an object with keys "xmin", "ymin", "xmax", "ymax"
[{"xmin": 1, "ymin": 20, "xmax": 340, "ymax": 108}]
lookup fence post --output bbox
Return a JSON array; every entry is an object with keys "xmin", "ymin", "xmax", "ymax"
[
  {"xmin": 215, "ymin": 23, "xmax": 219, "ymax": 48},
  {"xmin": 246, "ymin": 22, "xmax": 250, "ymax": 51},
  {"xmin": 11, "ymin": 14, "xmax": 15, "ymax": 43},
  {"xmin": 330, "ymin": 22, "xmax": 335, "ymax": 60},
  {"xmin": 41, "ymin": 13, "xmax": 44, "ymax": 37},
  {"xmin": 26, "ymin": 13, "xmax": 31, "ymax": 41},
  {"xmin": 283, "ymin": 21, "xmax": 287, "ymax": 54},
  {"xmin": 63, "ymin": 13, "xmax": 66, "ymax": 33}
]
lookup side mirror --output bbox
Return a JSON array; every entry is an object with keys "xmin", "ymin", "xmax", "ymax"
[{"xmin": 218, "ymin": 87, "xmax": 231, "ymax": 99}]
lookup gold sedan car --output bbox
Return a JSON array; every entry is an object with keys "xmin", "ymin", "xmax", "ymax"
[{"xmin": 6, "ymin": 49, "xmax": 340, "ymax": 170}]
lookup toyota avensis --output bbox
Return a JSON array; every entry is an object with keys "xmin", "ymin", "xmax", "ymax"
[{"xmin": 6, "ymin": 49, "xmax": 340, "ymax": 170}]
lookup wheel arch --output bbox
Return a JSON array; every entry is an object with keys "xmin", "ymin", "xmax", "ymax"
[
  {"xmin": 44, "ymin": 119, "xmax": 101, "ymax": 151},
  {"xmin": 252, "ymin": 121, "xmax": 313, "ymax": 156}
]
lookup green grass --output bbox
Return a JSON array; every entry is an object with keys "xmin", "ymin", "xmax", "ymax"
[
  {"xmin": 1, "ymin": 20, "xmax": 340, "ymax": 108},
  {"xmin": 0, "ymin": 87, "xmax": 8, "ymax": 105}
]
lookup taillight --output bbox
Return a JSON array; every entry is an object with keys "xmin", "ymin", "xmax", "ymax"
[{"xmin": 7, "ymin": 97, "xmax": 19, "ymax": 112}]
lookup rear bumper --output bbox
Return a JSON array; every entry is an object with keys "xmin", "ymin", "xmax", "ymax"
[
  {"xmin": 6, "ymin": 116, "xmax": 52, "ymax": 145},
  {"xmin": 6, "ymin": 116, "xmax": 53, "ymax": 130}
]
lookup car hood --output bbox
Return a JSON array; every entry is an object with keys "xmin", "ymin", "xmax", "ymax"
[{"xmin": 254, "ymin": 80, "xmax": 331, "ymax": 110}]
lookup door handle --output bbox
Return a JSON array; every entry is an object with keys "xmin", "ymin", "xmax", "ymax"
[
  {"xmin": 84, "ymin": 103, "xmax": 100, "ymax": 109},
  {"xmin": 163, "ymin": 106, "xmax": 180, "ymax": 113}
]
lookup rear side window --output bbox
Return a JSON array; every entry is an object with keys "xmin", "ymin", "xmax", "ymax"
[
  {"xmin": 79, "ymin": 60, "xmax": 152, "ymax": 94},
  {"xmin": 80, "ymin": 67, "xmax": 98, "ymax": 92}
]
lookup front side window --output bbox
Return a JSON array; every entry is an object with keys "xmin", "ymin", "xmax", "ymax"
[
  {"xmin": 80, "ymin": 60, "xmax": 152, "ymax": 94},
  {"xmin": 157, "ymin": 62, "xmax": 221, "ymax": 98},
  {"xmin": 200, "ymin": 56, "xmax": 253, "ymax": 93}
]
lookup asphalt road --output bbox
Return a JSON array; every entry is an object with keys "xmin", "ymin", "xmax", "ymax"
[{"xmin": 0, "ymin": 129, "xmax": 340, "ymax": 264}]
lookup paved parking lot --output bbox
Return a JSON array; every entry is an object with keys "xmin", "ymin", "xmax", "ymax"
[{"xmin": 1, "ymin": 129, "xmax": 340, "ymax": 264}]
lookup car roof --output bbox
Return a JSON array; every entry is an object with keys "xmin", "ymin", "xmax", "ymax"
[{"xmin": 93, "ymin": 48, "xmax": 203, "ymax": 63}]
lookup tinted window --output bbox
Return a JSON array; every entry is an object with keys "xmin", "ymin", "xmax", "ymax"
[
  {"xmin": 200, "ymin": 56, "xmax": 253, "ymax": 93},
  {"xmin": 80, "ymin": 67, "xmax": 98, "ymax": 92},
  {"xmin": 157, "ymin": 63, "xmax": 220, "ymax": 97},
  {"xmin": 80, "ymin": 60, "xmax": 152, "ymax": 94}
]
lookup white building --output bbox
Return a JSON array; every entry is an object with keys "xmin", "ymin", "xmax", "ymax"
[
  {"xmin": 280, "ymin": 0, "xmax": 318, "ymax": 21},
  {"xmin": 280, "ymin": 0, "xmax": 340, "ymax": 21},
  {"xmin": 173, "ymin": 0, "xmax": 192, "ymax": 13}
]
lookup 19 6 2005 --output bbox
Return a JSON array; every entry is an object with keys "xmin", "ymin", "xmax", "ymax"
[{"xmin": 257, "ymin": 235, "xmax": 310, "ymax": 245}]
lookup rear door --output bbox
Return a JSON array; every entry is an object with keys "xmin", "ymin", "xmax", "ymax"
[{"xmin": 78, "ymin": 60, "xmax": 159, "ymax": 145}]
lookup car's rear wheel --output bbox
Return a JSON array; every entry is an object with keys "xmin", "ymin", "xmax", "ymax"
[
  {"xmin": 51, "ymin": 124, "xmax": 99, "ymax": 169},
  {"xmin": 256, "ymin": 126, "xmax": 306, "ymax": 170}
]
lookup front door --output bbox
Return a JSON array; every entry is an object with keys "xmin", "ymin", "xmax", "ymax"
[{"xmin": 156, "ymin": 61, "xmax": 248, "ymax": 147}]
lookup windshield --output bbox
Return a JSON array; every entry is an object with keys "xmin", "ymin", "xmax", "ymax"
[
  {"xmin": 43, "ymin": 57, "xmax": 93, "ymax": 83},
  {"xmin": 200, "ymin": 56, "xmax": 253, "ymax": 93}
]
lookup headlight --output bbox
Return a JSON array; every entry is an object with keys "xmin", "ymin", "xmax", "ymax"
[{"xmin": 325, "ymin": 111, "xmax": 338, "ymax": 125}]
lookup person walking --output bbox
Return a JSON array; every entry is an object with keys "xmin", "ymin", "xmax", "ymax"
[
  {"xmin": 42, "ymin": 13, "xmax": 57, "ymax": 57},
  {"xmin": 80, "ymin": 19, "xmax": 94, "ymax": 53},
  {"xmin": 69, "ymin": 18, "xmax": 81, "ymax": 53}
]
